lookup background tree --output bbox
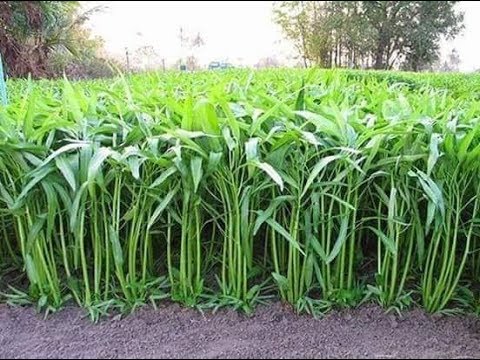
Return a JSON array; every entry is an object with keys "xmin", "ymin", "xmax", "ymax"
[
  {"xmin": 255, "ymin": 56, "xmax": 281, "ymax": 69},
  {"xmin": 447, "ymin": 48, "xmax": 461, "ymax": 71},
  {"xmin": 436, "ymin": 48, "xmax": 461, "ymax": 72},
  {"xmin": 133, "ymin": 45, "xmax": 160, "ymax": 71},
  {"xmin": 399, "ymin": 2, "xmax": 464, "ymax": 71},
  {"xmin": 177, "ymin": 28, "xmax": 205, "ymax": 70},
  {"xmin": 187, "ymin": 32, "xmax": 205, "ymax": 70},
  {"xmin": 273, "ymin": 1, "xmax": 464, "ymax": 71},
  {"xmin": 273, "ymin": 1, "xmax": 312, "ymax": 67}
]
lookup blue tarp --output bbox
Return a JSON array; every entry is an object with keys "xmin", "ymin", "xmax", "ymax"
[{"xmin": 0, "ymin": 53, "xmax": 7, "ymax": 106}]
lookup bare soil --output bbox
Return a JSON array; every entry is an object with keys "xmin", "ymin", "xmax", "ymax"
[{"xmin": 0, "ymin": 302, "xmax": 479, "ymax": 359}]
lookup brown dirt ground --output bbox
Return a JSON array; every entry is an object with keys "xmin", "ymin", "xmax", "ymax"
[{"xmin": 0, "ymin": 302, "xmax": 479, "ymax": 359}]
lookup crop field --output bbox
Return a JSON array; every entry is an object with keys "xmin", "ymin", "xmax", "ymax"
[{"xmin": 1, "ymin": 69, "xmax": 480, "ymax": 321}]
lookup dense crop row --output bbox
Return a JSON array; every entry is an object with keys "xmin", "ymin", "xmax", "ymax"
[{"xmin": 0, "ymin": 69, "xmax": 479, "ymax": 319}]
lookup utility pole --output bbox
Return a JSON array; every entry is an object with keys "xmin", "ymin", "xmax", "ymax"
[
  {"xmin": 162, "ymin": 58, "xmax": 166, "ymax": 72},
  {"xmin": 179, "ymin": 27, "xmax": 187, "ymax": 71},
  {"xmin": 125, "ymin": 47, "xmax": 130, "ymax": 73}
]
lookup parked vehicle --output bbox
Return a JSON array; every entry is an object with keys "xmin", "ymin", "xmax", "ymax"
[{"xmin": 208, "ymin": 61, "xmax": 234, "ymax": 70}]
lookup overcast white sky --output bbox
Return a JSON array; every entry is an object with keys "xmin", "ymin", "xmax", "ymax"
[{"xmin": 84, "ymin": 1, "xmax": 480, "ymax": 71}]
